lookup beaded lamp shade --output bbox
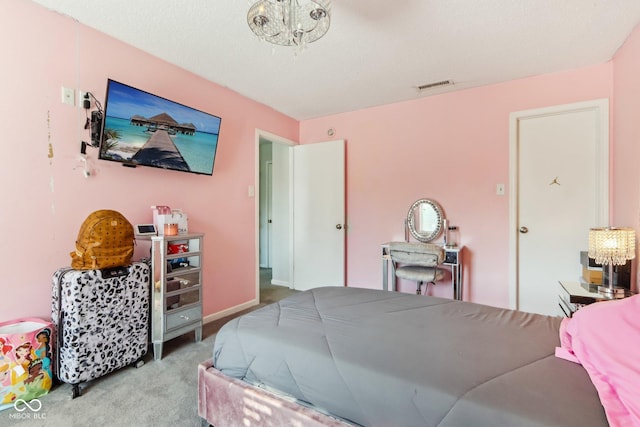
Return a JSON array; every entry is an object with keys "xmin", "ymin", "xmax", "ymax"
[
  {"xmin": 588, "ymin": 227, "xmax": 636, "ymax": 296},
  {"xmin": 588, "ymin": 227, "xmax": 636, "ymax": 265}
]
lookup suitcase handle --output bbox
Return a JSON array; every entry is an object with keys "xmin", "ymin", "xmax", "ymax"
[{"xmin": 100, "ymin": 266, "xmax": 131, "ymax": 278}]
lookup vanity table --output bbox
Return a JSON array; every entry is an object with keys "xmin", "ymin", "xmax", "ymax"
[
  {"xmin": 382, "ymin": 244, "xmax": 464, "ymax": 300},
  {"xmin": 382, "ymin": 198, "xmax": 464, "ymax": 300}
]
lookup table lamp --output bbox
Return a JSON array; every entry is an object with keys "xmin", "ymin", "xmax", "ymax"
[{"xmin": 588, "ymin": 227, "xmax": 636, "ymax": 297}]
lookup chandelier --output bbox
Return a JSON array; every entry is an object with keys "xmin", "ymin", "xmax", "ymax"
[{"xmin": 247, "ymin": 0, "xmax": 331, "ymax": 48}]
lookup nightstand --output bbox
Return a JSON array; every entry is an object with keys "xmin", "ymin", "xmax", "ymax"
[{"xmin": 558, "ymin": 281, "xmax": 633, "ymax": 317}]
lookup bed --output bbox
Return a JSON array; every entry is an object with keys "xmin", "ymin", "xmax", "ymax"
[{"xmin": 198, "ymin": 287, "xmax": 640, "ymax": 426}]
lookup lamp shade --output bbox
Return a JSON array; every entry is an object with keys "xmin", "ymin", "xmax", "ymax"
[{"xmin": 588, "ymin": 227, "xmax": 636, "ymax": 265}]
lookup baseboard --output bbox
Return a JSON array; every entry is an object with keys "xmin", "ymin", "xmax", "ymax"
[
  {"xmin": 270, "ymin": 279, "xmax": 290, "ymax": 287},
  {"xmin": 202, "ymin": 298, "xmax": 259, "ymax": 324}
]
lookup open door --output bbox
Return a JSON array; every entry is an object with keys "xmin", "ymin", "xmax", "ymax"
[{"xmin": 291, "ymin": 140, "xmax": 345, "ymax": 291}]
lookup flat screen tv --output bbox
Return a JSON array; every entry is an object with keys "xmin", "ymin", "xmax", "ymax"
[{"xmin": 99, "ymin": 79, "xmax": 221, "ymax": 175}]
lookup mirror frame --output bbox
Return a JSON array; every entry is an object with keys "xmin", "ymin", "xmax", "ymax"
[{"xmin": 407, "ymin": 198, "xmax": 444, "ymax": 243}]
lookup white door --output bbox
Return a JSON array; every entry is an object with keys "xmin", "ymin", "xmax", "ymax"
[
  {"xmin": 270, "ymin": 142, "xmax": 292, "ymax": 286},
  {"xmin": 509, "ymin": 99, "xmax": 609, "ymax": 315},
  {"xmin": 265, "ymin": 161, "xmax": 273, "ymax": 268},
  {"xmin": 292, "ymin": 140, "xmax": 345, "ymax": 291}
]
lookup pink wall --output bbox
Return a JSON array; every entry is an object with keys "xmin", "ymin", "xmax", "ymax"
[
  {"xmin": 612, "ymin": 24, "xmax": 640, "ymax": 292},
  {"xmin": 0, "ymin": 0, "xmax": 298, "ymax": 321},
  {"xmin": 2, "ymin": 1, "xmax": 639, "ymax": 322},
  {"xmin": 300, "ymin": 64, "xmax": 616, "ymax": 307}
]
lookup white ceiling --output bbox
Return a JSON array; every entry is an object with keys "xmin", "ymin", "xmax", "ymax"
[{"xmin": 29, "ymin": 0, "xmax": 640, "ymax": 120}]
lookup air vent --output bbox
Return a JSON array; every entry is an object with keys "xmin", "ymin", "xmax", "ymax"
[{"xmin": 417, "ymin": 80, "xmax": 454, "ymax": 91}]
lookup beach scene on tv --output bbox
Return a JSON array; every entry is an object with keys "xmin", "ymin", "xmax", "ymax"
[{"xmin": 99, "ymin": 80, "xmax": 221, "ymax": 175}]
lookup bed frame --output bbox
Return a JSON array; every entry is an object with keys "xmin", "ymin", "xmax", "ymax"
[{"xmin": 198, "ymin": 359, "xmax": 351, "ymax": 427}]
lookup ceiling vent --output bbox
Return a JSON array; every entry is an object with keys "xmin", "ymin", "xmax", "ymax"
[{"xmin": 417, "ymin": 80, "xmax": 454, "ymax": 92}]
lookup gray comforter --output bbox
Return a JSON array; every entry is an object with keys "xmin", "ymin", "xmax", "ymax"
[{"xmin": 213, "ymin": 287, "xmax": 607, "ymax": 427}]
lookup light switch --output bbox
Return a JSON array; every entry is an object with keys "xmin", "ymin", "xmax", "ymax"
[
  {"xmin": 248, "ymin": 185, "xmax": 255, "ymax": 197},
  {"xmin": 496, "ymin": 183, "xmax": 505, "ymax": 196}
]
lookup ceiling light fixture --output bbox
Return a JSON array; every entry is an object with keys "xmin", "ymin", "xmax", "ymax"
[{"xmin": 247, "ymin": 0, "xmax": 331, "ymax": 49}]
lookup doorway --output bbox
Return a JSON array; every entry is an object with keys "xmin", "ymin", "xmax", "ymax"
[
  {"xmin": 508, "ymin": 99, "xmax": 609, "ymax": 315},
  {"xmin": 255, "ymin": 133, "xmax": 347, "ymax": 301},
  {"xmin": 256, "ymin": 131, "xmax": 296, "ymax": 303}
]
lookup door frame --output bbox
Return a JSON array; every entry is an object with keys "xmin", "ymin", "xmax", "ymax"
[
  {"xmin": 255, "ymin": 129, "xmax": 296, "ymax": 303},
  {"xmin": 507, "ymin": 99, "xmax": 609, "ymax": 310}
]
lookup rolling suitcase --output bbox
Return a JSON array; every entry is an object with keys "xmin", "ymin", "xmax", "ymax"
[{"xmin": 51, "ymin": 262, "xmax": 150, "ymax": 398}]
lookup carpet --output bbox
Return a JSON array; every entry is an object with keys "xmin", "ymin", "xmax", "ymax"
[
  {"xmin": 0, "ymin": 326, "xmax": 216, "ymax": 427},
  {"xmin": 0, "ymin": 271, "xmax": 296, "ymax": 427}
]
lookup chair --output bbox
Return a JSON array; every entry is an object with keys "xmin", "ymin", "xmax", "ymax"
[{"xmin": 389, "ymin": 242, "xmax": 445, "ymax": 295}]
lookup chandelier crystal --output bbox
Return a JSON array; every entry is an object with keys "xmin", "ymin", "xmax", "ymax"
[{"xmin": 247, "ymin": 0, "xmax": 331, "ymax": 48}]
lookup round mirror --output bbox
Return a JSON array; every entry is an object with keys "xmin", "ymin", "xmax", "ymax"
[{"xmin": 407, "ymin": 198, "xmax": 444, "ymax": 243}]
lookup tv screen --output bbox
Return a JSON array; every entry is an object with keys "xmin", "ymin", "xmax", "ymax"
[{"xmin": 99, "ymin": 79, "xmax": 221, "ymax": 175}]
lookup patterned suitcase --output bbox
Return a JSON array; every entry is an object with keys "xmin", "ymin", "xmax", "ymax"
[{"xmin": 51, "ymin": 262, "xmax": 149, "ymax": 398}]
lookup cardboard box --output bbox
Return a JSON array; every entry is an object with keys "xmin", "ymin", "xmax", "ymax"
[
  {"xmin": 579, "ymin": 250, "xmax": 631, "ymax": 289},
  {"xmin": 581, "ymin": 266, "xmax": 602, "ymax": 284}
]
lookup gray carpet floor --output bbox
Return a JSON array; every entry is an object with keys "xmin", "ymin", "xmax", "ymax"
[{"xmin": 0, "ymin": 269, "xmax": 296, "ymax": 427}]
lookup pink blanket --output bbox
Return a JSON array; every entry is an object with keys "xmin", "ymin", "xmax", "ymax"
[{"xmin": 556, "ymin": 295, "xmax": 640, "ymax": 427}]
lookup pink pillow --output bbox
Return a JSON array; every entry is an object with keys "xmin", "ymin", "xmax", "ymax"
[{"xmin": 556, "ymin": 295, "xmax": 640, "ymax": 427}]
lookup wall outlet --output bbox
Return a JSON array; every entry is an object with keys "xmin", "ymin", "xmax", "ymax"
[{"xmin": 78, "ymin": 91, "xmax": 89, "ymax": 108}]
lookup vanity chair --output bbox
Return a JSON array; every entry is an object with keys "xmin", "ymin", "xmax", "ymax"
[
  {"xmin": 391, "ymin": 198, "xmax": 447, "ymax": 295},
  {"xmin": 390, "ymin": 242, "xmax": 444, "ymax": 295}
]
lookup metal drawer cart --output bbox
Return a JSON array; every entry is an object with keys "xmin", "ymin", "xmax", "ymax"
[{"xmin": 150, "ymin": 232, "xmax": 204, "ymax": 360}]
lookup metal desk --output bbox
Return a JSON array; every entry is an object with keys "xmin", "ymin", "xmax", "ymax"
[{"xmin": 382, "ymin": 242, "xmax": 464, "ymax": 300}]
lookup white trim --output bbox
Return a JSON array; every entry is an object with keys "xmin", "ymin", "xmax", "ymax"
[
  {"xmin": 508, "ymin": 98, "xmax": 609, "ymax": 310},
  {"xmin": 288, "ymin": 147, "xmax": 295, "ymax": 288},
  {"xmin": 202, "ymin": 299, "xmax": 259, "ymax": 324}
]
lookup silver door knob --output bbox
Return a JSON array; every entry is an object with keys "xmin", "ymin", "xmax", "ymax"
[
  {"xmin": 519, "ymin": 226, "xmax": 529, "ymax": 234},
  {"xmin": 336, "ymin": 224, "xmax": 342, "ymax": 230}
]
